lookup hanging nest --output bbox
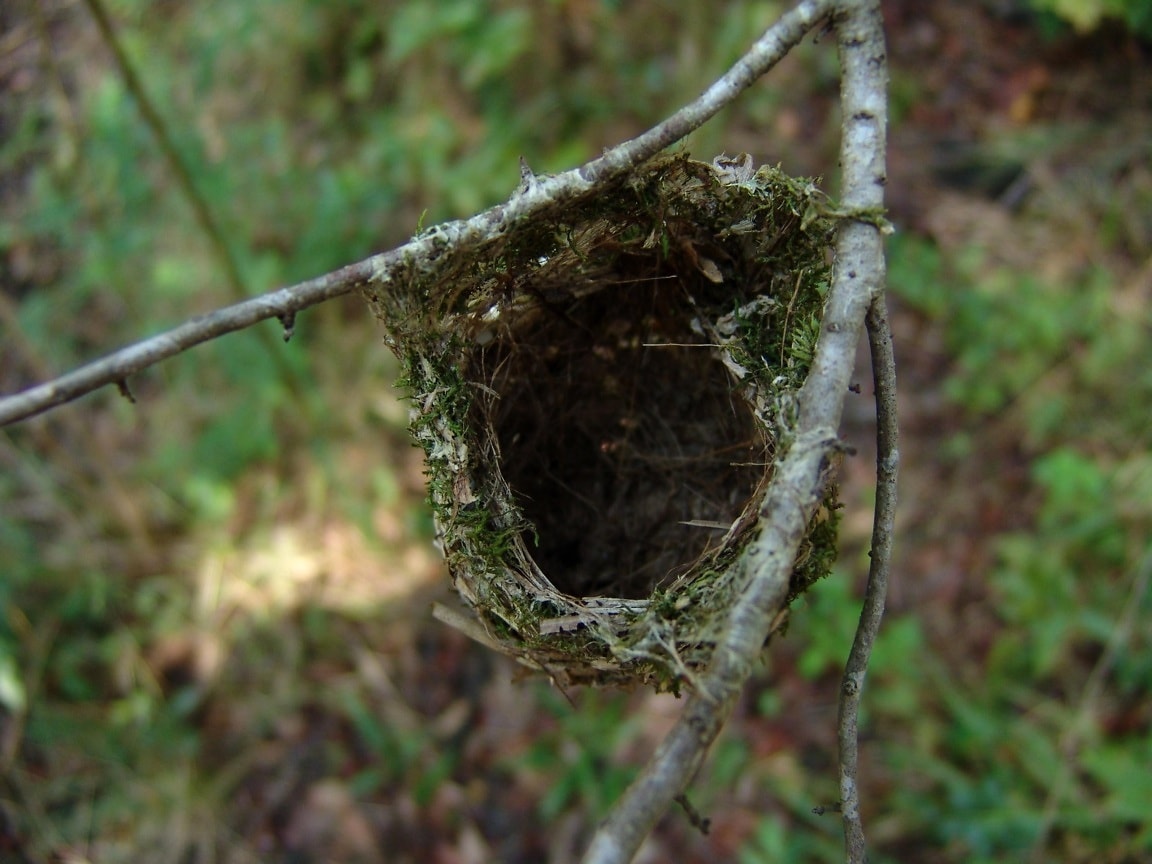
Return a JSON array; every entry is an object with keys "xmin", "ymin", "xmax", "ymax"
[{"xmin": 365, "ymin": 153, "xmax": 840, "ymax": 691}]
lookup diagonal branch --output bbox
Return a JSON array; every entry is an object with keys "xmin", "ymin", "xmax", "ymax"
[
  {"xmin": 582, "ymin": 2, "xmax": 888, "ymax": 862},
  {"xmin": 0, "ymin": 0, "xmax": 835, "ymax": 428}
]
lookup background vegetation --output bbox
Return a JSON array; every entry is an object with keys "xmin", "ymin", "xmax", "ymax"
[{"xmin": 1, "ymin": 1, "xmax": 1149, "ymax": 861}]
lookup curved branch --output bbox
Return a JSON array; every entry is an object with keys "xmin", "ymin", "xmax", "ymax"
[
  {"xmin": 838, "ymin": 293, "xmax": 898, "ymax": 864},
  {"xmin": 582, "ymin": 2, "xmax": 888, "ymax": 862},
  {"xmin": 581, "ymin": 431, "xmax": 842, "ymax": 864},
  {"xmin": 0, "ymin": 0, "xmax": 833, "ymax": 428}
]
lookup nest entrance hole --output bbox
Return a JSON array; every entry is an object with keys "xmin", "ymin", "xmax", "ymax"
[{"xmin": 471, "ymin": 277, "xmax": 766, "ymax": 600}]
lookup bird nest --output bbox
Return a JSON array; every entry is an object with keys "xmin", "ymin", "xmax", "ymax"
[{"xmin": 365, "ymin": 154, "xmax": 839, "ymax": 691}]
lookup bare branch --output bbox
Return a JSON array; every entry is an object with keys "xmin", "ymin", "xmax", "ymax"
[
  {"xmin": 582, "ymin": 2, "xmax": 888, "ymax": 862},
  {"xmin": 0, "ymin": 0, "xmax": 833, "ymax": 428},
  {"xmin": 0, "ymin": 263, "xmax": 373, "ymax": 426},
  {"xmin": 838, "ymin": 293, "xmax": 898, "ymax": 864},
  {"xmin": 831, "ymin": 5, "xmax": 893, "ymax": 853},
  {"xmin": 581, "ymin": 431, "xmax": 841, "ymax": 864}
]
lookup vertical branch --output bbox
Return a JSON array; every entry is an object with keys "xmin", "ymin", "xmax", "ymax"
[
  {"xmin": 830, "ymin": 3, "xmax": 891, "ymax": 862},
  {"xmin": 838, "ymin": 294, "xmax": 897, "ymax": 864},
  {"xmin": 583, "ymin": 2, "xmax": 889, "ymax": 863}
]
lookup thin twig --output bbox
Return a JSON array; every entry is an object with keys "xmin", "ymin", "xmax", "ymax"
[
  {"xmin": 1, "ymin": 0, "xmax": 835, "ymax": 428},
  {"xmin": 837, "ymin": 292, "xmax": 898, "ymax": 864},
  {"xmin": 79, "ymin": 0, "xmax": 307, "ymax": 399},
  {"xmin": 581, "ymin": 2, "xmax": 888, "ymax": 862}
]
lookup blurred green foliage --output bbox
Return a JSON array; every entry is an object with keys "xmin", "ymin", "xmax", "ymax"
[
  {"xmin": 1, "ymin": 2, "xmax": 825, "ymax": 859},
  {"xmin": 1030, "ymin": 0, "xmax": 1152, "ymax": 37},
  {"xmin": 875, "ymin": 223, "xmax": 1152, "ymax": 859},
  {"xmin": 524, "ymin": 689, "xmax": 641, "ymax": 822}
]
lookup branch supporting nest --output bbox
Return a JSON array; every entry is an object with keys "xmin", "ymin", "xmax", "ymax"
[{"xmin": 0, "ymin": 0, "xmax": 833, "ymax": 427}]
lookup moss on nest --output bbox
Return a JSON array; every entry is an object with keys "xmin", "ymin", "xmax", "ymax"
[{"xmin": 367, "ymin": 153, "xmax": 840, "ymax": 690}]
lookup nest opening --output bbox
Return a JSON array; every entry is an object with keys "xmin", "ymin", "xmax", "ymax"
[{"xmin": 469, "ymin": 276, "xmax": 765, "ymax": 600}]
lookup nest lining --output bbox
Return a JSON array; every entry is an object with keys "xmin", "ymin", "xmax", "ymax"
[{"xmin": 368, "ymin": 154, "xmax": 839, "ymax": 690}]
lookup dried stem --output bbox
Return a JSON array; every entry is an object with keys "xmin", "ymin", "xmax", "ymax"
[
  {"xmin": 837, "ymin": 293, "xmax": 898, "ymax": 864},
  {"xmin": 80, "ymin": 0, "xmax": 247, "ymax": 303},
  {"xmin": 0, "ymin": 262, "xmax": 373, "ymax": 426},
  {"xmin": 582, "ymin": 2, "xmax": 888, "ymax": 862},
  {"xmin": 79, "ymin": 0, "xmax": 307, "ymax": 400}
]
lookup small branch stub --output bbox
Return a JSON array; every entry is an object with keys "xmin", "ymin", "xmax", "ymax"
[
  {"xmin": 115, "ymin": 378, "xmax": 136, "ymax": 404},
  {"xmin": 279, "ymin": 311, "xmax": 297, "ymax": 342}
]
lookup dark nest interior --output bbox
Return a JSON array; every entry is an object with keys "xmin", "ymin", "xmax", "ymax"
[{"xmin": 468, "ymin": 276, "xmax": 767, "ymax": 601}]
